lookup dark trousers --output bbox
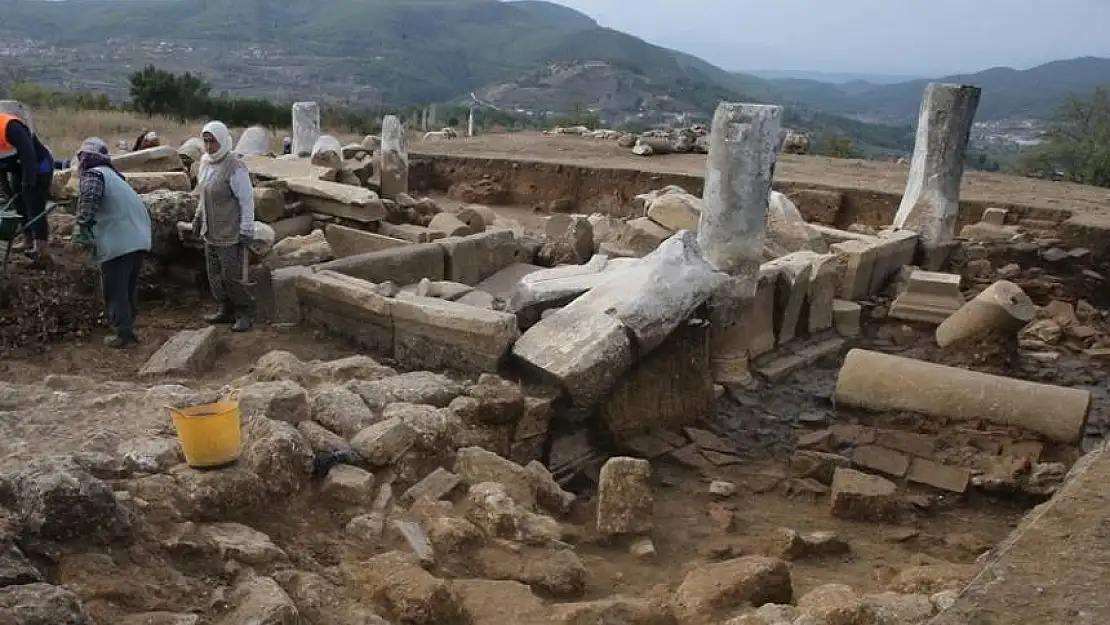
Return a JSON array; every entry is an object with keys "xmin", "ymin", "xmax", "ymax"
[
  {"xmin": 15, "ymin": 175, "xmax": 51, "ymax": 241},
  {"xmin": 100, "ymin": 251, "xmax": 144, "ymax": 338},
  {"xmin": 205, "ymin": 242, "xmax": 254, "ymax": 314}
]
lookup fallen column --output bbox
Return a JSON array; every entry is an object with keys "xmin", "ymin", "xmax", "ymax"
[
  {"xmin": 699, "ymin": 102, "xmax": 782, "ymax": 292},
  {"xmin": 513, "ymin": 231, "xmax": 725, "ymax": 418},
  {"xmin": 834, "ymin": 348, "xmax": 1090, "ymax": 444},
  {"xmin": 292, "ymin": 101, "xmax": 321, "ymax": 157},
  {"xmin": 935, "ymin": 279, "xmax": 1035, "ymax": 348},
  {"xmin": 235, "ymin": 125, "xmax": 271, "ymax": 156},
  {"xmin": 891, "ymin": 83, "xmax": 982, "ymax": 266},
  {"xmin": 380, "ymin": 115, "xmax": 409, "ymax": 200}
]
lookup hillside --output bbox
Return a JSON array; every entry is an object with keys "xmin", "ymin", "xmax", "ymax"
[{"xmin": 749, "ymin": 57, "xmax": 1110, "ymax": 122}]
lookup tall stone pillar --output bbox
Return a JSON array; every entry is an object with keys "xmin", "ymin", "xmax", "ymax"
[
  {"xmin": 291, "ymin": 101, "xmax": 320, "ymax": 158},
  {"xmin": 698, "ymin": 102, "xmax": 783, "ymax": 294},
  {"xmin": 892, "ymin": 83, "xmax": 981, "ymax": 260},
  {"xmin": 429, "ymin": 104, "xmax": 437, "ymax": 127},
  {"xmin": 380, "ymin": 115, "xmax": 409, "ymax": 200},
  {"xmin": 467, "ymin": 107, "xmax": 475, "ymax": 137},
  {"xmin": 421, "ymin": 108, "xmax": 429, "ymax": 131}
]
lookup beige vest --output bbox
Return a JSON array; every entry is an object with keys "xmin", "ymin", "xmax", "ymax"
[{"xmin": 198, "ymin": 156, "xmax": 245, "ymax": 246}]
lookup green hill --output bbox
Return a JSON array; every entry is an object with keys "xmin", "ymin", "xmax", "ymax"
[
  {"xmin": 1, "ymin": 0, "xmax": 916, "ymax": 152},
  {"xmin": 746, "ymin": 57, "xmax": 1110, "ymax": 122}
]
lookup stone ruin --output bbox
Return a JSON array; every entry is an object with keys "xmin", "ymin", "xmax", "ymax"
[{"xmin": 9, "ymin": 82, "xmax": 1107, "ymax": 624}]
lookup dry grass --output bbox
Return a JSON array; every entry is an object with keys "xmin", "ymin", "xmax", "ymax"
[{"xmin": 33, "ymin": 108, "xmax": 367, "ymax": 158}]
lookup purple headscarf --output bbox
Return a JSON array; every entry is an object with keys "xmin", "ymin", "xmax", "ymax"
[{"xmin": 76, "ymin": 137, "xmax": 125, "ymax": 180}]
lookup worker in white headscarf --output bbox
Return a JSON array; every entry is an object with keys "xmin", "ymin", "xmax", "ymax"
[{"xmin": 191, "ymin": 121, "xmax": 256, "ymax": 332}]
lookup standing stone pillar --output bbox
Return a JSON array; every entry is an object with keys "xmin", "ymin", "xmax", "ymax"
[
  {"xmin": 467, "ymin": 107, "xmax": 475, "ymax": 137},
  {"xmin": 698, "ymin": 102, "xmax": 783, "ymax": 292},
  {"xmin": 429, "ymin": 104, "xmax": 437, "ymax": 127},
  {"xmin": 380, "ymin": 115, "xmax": 408, "ymax": 200},
  {"xmin": 892, "ymin": 83, "xmax": 981, "ymax": 264},
  {"xmin": 421, "ymin": 108, "xmax": 429, "ymax": 131},
  {"xmin": 291, "ymin": 101, "xmax": 320, "ymax": 158},
  {"xmin": 0, "ymin": 100, "xmax": 34, "ymax": 135}
]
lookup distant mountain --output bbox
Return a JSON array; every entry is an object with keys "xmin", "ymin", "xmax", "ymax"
[
  {"xmin": 742, "ymin": 70, "xmax": 923, "ymax": 85},
  {"xmin": 744, "ymin": 57, "xmax": 1110, "ymax": 122}
]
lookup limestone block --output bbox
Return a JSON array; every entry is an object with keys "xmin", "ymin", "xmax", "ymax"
[
  {"xmin": 830, "ymin": 239, "xmax": 879, "ymax": 301},
  {"xmin": 283, "ymin": 177, "xmax": 385, "ymax": 223},
  {"xmin": 324, "ymin": 224, "xmax": 408, "ymax": 258},
  {"xmin": 646, "ymin": 192, "xmax": 702, "ymax": 233},
  {"xmin": 981, "ymin": 207, "xmax": 1008, "ymax": 226},
  {"xmin": 606, "ymin": 217, "xmax": 673, "ymax": 257},
  {"xmin": 297, "ymin": 270, "xmax": 394, "ymax": 354},
  {"xmin": 832, "ymin": 300, "xmax": 861, "ymax": 337},
  {"xmin": 243, "ymin": 155, "xmax": 336, "ymax": 182},
  {"xmin": 596, "ymin": 457, "xmax": 653, "ymax": 535},
  {"xmin": 803, "ymin": 253, "xmax": 837, "ymax": 334},
  {"xmin": 764, "ymin": 252, "xmax": 815, "ymax": 345},
  {"xmin": 765, "ymin": 191, "xmax": 829, "ymax": 257},
  {"xmin": 391, "ymin": 293, "xmax": 521, "ymax": 373},
  {"xmin": 829, "ymin": 468, "xmax": 899, "ymax": 523},
  {"xmin": 139, "ymin": 327, "xmax": 221, "ymax": 377},
  {"xmin": 317, "ymin": 243, "xmax": 445, "ymax": 285},
  {"xmin": 508, "ymin": 255, "xmax": 641, "ymax": 321},
  {"xmin": 254, "ymin": 187, "xmax": 286, "ymax": 223},
  {"xmin": 112, "ymin": 145, "xmax": 184, "ymax": 173},
  {"xmin": 310, "ymin": 135, "xmax": 343, "ymax": 168},
  {"xmin": 889, "ymin": 270, "xmax": 965, "ymax": 324},
  {"xmin": 235, "ymin": 125, "xmax": 271, "ymax": 157},
  {"xmin": 381, "ymin": 221, "xmax": 446, "ymax": 243},
  {"xmin": 436, "ymin": 230, "xmax": 526, "ymax": 286}
]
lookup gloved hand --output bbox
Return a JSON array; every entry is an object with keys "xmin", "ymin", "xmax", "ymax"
[{"xmin": 71, "ymin": 225, "xmax": 94, "ymax": 251}]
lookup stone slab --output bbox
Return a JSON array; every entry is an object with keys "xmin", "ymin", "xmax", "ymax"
[
  {"xmin": 391, "ymin": 293, "xmax": 520, "ymax": 372},
  {"xmin": 436, "ymin": 230, "xmax": 527, "ymax": 286},
  {"xmin": 244, "ymin": 156, "xmax": 336, "ymax": 182},
  {"xmin": 316, "ymin": 243, "xmax": 445, "ymax": 285},
  {"xmin": 927, "ymin": 443, "xmax": 1110, "ymax": 625},
  {"xmin": 324, "ymin": 224, "xmax": 409, "ymax": 258},
  {"xmin": 138, "ymin": 327, "xmax": 221, "ymax": 377}
]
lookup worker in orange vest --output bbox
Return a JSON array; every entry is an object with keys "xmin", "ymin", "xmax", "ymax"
[{"xmin": 0, "ymin": 113, "xmax": 54, "ymax": 259}]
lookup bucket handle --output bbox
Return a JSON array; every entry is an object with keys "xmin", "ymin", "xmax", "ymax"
[{"xmin": 164, "ymin": 388, "xmax": 242, "ymax": 416}]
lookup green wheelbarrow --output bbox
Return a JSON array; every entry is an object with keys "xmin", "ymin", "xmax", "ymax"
[{"xmin": 0, "ymin": 194, "xmax": 59, "ymax": 271}]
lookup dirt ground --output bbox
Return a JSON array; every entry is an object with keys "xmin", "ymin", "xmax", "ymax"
[{"xmin": 412, "ymin": 133, "xmax": 1110, "ymax": 216}]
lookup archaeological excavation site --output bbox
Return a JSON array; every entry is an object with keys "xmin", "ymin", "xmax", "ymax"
[{"xmin": 0, "ymin": 82, "xmax": 1108, "ymax": 625}]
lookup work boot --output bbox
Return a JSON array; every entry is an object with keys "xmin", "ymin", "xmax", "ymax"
[
  {"xmin": 104, "ymin": 333, "xmax": 137, "ymax": 349},
  {"xmin": 204, "ymin": 301, "xmax": 235, "ymax": 324},
  {"xmin": 231, "ymin": 313, "xmax": 253, "ymax": 333}
]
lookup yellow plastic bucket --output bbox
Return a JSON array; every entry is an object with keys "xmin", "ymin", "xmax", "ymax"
[{"xmin": 168, "ymin": 391, "xmax": 242, "ymax": 468}]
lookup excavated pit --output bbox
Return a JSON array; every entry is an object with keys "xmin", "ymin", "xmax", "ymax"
[{"xmin": 2, "ymin": 149, "xmax": 1108, "ymax": 624}]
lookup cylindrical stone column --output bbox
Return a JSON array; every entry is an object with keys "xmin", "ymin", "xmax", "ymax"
[
  {"xmin": 892, "ymin": 83, "xmax": 982, "ymax": 249},
  {"xmin": 699, "ymin": 102, "xmax": 782, "ymax": 295},
  {"xmin": 291, "ymin": 101, "xmax": 320, "ymax": 158},
  {"xmin": 936, "ymin": 280, "xmax": 1035, "ymax": 348},
  {"xmin": 834, "ymin": 348, "xmax": 1090, "ymax": 444}
]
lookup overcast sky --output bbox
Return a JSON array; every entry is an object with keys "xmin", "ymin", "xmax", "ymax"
[{"xmin": 549, "ymin": 0, "xmax": 1110, "ymax": 77}]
